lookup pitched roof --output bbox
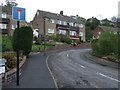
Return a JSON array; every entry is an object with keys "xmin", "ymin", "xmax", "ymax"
[
  {"xmin": 99, "ymin": 26, "xmax": 120, "ymax": 32},
  {"xmin": 37, "ymin": 10, "xmax": 83, "ymax": 24},
  {"xmin": 0, "ymin": 6, "xmax": 12, "ymax": 15}
]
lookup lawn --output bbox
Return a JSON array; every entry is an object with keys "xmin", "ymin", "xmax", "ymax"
[
  {"xmin": 2, "ymin": 35, "xmax": 13, "ymax": 51},
  {"xmin": 32, "ymin": 44, "xmax": 54, "ymax": 52}
]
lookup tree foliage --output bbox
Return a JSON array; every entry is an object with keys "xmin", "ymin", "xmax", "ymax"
[
  {"xmin": 12, "ymin": 26, "xmax": 33, "ymax": 56},
  {"xmin": 91, "ymin": 30, "xmax": 119, "ymax": 56}
]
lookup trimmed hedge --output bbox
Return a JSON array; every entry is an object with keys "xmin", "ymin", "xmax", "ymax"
[{"xmin": 12, "ymin": 26, "xmax": 33, "ymax": 55}]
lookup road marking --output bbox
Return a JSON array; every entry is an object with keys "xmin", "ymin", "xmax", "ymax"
[
  {"xmin": 46, "ymin": 55, "xmax": 58, "ymax": 89},
  {"xmin": 67, "ymin": 54, "xmax": 69, "ymax": 57},
  {"xmin": 80, "ymin": 65, "xmax": 86, "ymax": 68},
  {"xmin": 75, "ymin": 63, "xmax": 86, "ymax": 68},
  {"xmin": 97, "ymin": 72, "xmax": 120, "ymax": 82}
]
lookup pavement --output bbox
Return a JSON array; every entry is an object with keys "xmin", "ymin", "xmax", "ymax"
[{"xmin": 3, "ymin": 52, "xmax": 56, "ymax": 88}]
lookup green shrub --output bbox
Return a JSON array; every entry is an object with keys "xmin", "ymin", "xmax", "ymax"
[
  {"xmin": 12, "ymin": 26, "xmax": 33, "ymax": 56},
  {"xmin": 91, "ymin": 30, "xmax": 118, "ymax": 56}
]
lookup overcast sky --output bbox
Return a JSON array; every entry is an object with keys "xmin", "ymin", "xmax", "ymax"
[{"xmin": 1, "ymin": 0, "xmax": 120, "ymax": 22}]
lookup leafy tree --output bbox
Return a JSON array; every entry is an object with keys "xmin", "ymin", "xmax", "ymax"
[
  {"xmin": 12, "ymin": 26, "xmax": 33, "ymax": 56},
  {"xmin": 100, "ymin": 18, "xmax": 112, "ymax": 26},
  {"xmin": 5, "ymin": 0, "xmax": 18, "ymax": 7},
  {"xmin": 85, "ymin": 17, "xmax": 100, "ymax": 41},
  {"xmin": 86, "ymin": 17, "xmax": 100, "ymax": 30}
]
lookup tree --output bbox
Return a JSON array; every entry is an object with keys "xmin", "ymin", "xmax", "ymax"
[
  {"xmin": 5, "ymin": 0, "xmax": 18, "ymax": 7},
  {"xmin": 12, "ymin": 26, "xmax": 33, "ymax": 56},
  {"xmin": 100, "ymin": 18, "xmax": 112, "ymax": 26},
  {"xmin": 85, "ymin": 17, "xmax": 100, "ymax": 41},
  {"xmin": 86, "ymin": 17, "xmax": 100, "ymax": 30}
]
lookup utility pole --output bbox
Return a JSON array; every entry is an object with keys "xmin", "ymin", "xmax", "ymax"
[{"xmin": 44, "ymin": 16, "xmax": 46, "ymax": 56}]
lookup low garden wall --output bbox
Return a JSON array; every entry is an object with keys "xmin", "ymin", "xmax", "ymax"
[
  {"xmin": 0, "ymin": 56, "xmax": 26, "ymax": 84},
  {"xmin": 46, "ymin": 43, "xmax": 91, "ymax": 51}
]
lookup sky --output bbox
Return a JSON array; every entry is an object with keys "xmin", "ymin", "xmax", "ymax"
[{"xmin": 1, "ymin": 0, "xmax": 120, "ymax": 22}]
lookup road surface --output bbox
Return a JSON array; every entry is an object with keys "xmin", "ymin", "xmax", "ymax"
[{"xmin": 47, "ymin": 48, "xmax": 119, "ymax": 88}]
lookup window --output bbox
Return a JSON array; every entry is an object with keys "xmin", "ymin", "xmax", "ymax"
[
  {"xmin": 48, "ymin": 28, "xmax": 54, "ymax": 34},
  {"xmin": 59, "ymin": 29, "xmax": 66, "ymax": 35},
  {"xmin": 79, "ymin": 32, "xmax": 83, "ymax": 36},
  {"xmin": 70, "ymin": 31, "xmax": 76, "ymax": 36},
  {"xmin": 48, "ymin": 18, "xmax": 54, "ymax": 23},
  {"xmin": 0, "ymin": 13, "xmax": 7, "ymax": 18},
  {"xmin": 69, "ymin": 22, "xmax": 74, "ymax": 26},
  {"xmin": 59, "ymin": 21, "xmax": 67, "ymax": 25},
  {"xmin": 98, "ymin": 32, "xmax": 101, "ymax": 35},
  {"xmin": 0, "ymin": 23, "xmax": 7, "ymax": 29},
  {"xmin": 12, "ymin": 24, "xmax": 17, "ymax": 30},
  {"xmin": 79, "ymin": 24, "xmax": 84, "ymax": 28},
  {"xmin": 74, "ymin": 23, "xmax": 77, "ymax": 27}
]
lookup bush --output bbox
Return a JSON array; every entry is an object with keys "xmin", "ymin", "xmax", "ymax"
[
  {"xmin": 12, "ymin": 26, "xmax": 33, "ymax": 56},
  {"xmin": 91, "ymin": 30, "xmax": 118, "ymax": 56}
]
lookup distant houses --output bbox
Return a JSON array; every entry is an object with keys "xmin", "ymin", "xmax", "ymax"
[
  {"xmin": 93, "ymin": 26, "xmax": 120, "ymax": 39},
  {"xmin": 32, "ymin": 10, "xmax": 86, "ymax": 42}
]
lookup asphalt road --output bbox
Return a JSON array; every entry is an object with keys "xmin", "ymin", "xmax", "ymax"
[{"xmin": 47, "ymin": 48, "xmax": 119, "ymax": 88}]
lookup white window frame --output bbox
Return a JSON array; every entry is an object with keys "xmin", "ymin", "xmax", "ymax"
[
  {"xmin": 79, "ymin": 32, "xmax": 83, "ymax": 36},
  {"xmin": 48, "ymin": 18, "xmax": 54, "ymax": 23},
  {"xmin": 0, "ymin": 23, "xmax": 7, "ymax": 29},
  {"xmin": 59, "ymin": 29, "xmax": 66, "ymax": 35},
  {"xmin": 12, "ymin": 24, "xmax": 17, "ymax": 30},
  {"xmin": 69, "ymin": 22, "xmax": 74, "ymax": 26},
  {"xmin": 0, "ymin": 13, "xmax": 7, "ymax": 18},
  {"xmin": 79, "ymin": 24, "xmax": 84, "ymax": 28},
  {"xmin": 70, "ymin": 31, "xmax": 76, "ymax": 36},
  {"xmin": 48, "ymin": 28, "xmax": 54, "ymax": 34},
  {"xmin": 98, "ymin": 32, "xmax": 101, "ymax": 35}
]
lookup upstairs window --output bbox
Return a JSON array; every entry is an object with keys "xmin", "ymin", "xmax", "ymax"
[
  {"xmin": 48, "ymin": 18, "xmax": 54, "ymax": 23},
  {"xmin": 79, "ymin": 24, "xmax": 84, "ymax": 28},
  {"xmin": 59, "ymin": 21, "xmax": 67, "ymax": 25},
  {"xmin": 0, "ymin": 23, "xmax": 7, "ymax": 29},
  {"xmin": 0, "ymin": 13, "xmax": 7, "ymax": 18},
  {"xmin": 69, "ymin": 22, "xmax": 74, "ymax": 26}
]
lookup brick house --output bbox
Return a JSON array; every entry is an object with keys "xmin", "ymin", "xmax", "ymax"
[
  {"xmin": 0, "ymin": 6, "xmax": 27, "ymax": 36},
  {"xmin": 32, "ymin": 10, "xmax": 85, "ymax": 42},
  {"xmin": 93, "ymin": 26, "xmax": 120, "ymax": 39}
]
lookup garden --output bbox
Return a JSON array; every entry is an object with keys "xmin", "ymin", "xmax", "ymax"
[{"xmin": 91, "ymin": 30, "xmax": 120, "ymax": 63}]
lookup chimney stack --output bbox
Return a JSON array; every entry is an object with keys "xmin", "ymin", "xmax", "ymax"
[{"xmin": 60, "ymin": 11, "xmax": 63, "ymax": 16}]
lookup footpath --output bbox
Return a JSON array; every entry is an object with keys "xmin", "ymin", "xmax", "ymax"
[{"xmin": 3, "ymin": 52, "xmax": 56, "ymax": 88}]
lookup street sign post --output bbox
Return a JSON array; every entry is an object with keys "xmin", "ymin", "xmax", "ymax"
[{"xmin": 12, "ymin": 7, "xmax": 26, "ymax": 86}]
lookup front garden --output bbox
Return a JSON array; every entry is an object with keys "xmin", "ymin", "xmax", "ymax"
[{"xmin": 91, "ymin": 30, "xmax": 120, "ymax": 63}]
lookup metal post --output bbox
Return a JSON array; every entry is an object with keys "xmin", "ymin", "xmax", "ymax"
[
  {"xmin": 16, "ymin": 21, "xmax": 20, "ymax": 86},
  {"xmin": 44, "ymin": 17, "xmax": 46, "ymax": 56}
]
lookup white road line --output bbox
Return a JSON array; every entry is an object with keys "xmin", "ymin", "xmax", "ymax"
[
  {"xmin": 80, "ymin": 65, "xmax": 86, "ymax": 68},
  {"xmin": 67, "ymin": 54, "xmax": 69, "ymax": 57},
  {"xmin": 46, "ymin": 56, "xmax": 58, "ymax": 89},
  {"xmin": 75, "ymin": 63, "xmax": 86, "ymax": 68},
  {"xmin": 97, "ymin": 72, "xmax": 120, "ymax": 82}
]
